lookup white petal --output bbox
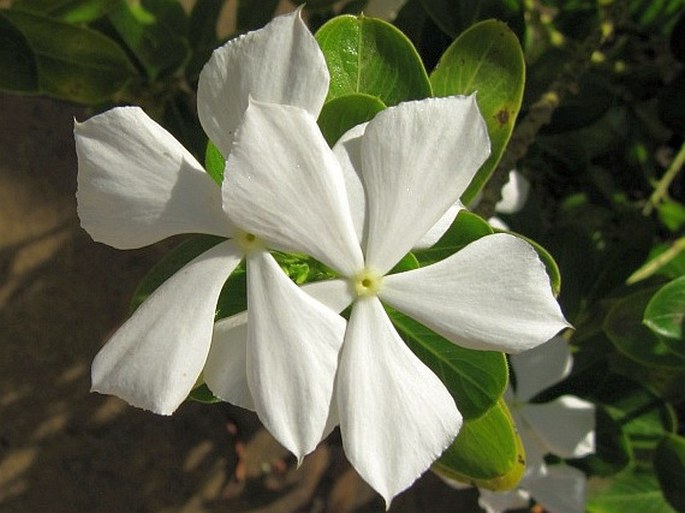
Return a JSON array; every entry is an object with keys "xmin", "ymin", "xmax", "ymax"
[
  {"xmin": 91, "ymin": 240, "xmax": 242, "ymax": 414},
  {"xmin": 203, "ymin": 312, "xmax": 254, "ymax": 411},
  {"xmin": 246, "ymin": 251, "xmax": 346, "ymax": 460},
  {"xmin": 520, "ymin": 396, "xmax": 596, "ymax": 459},
  {"xmin": 525, "ymin": 465, "xmax": 587, "ymax": 513},
  {"xmin": 478, "ymin": 488, "xmax": 530, "ymax": 513},
  {"xmin": 224, "ymin": 100, "xmax": 364, "ymax": 276},
  {"xmin": 301, "ymin": 279, "xmax": 355, "ymax": 313},
  {"xmin": 380, "ymin": 233, "xmax": 570, "ymax": 353},
  {"xmin": 75, "ymin": 106, "xmax": 231, "ymax": 249},
  {"xmin": 495, "ymin": 170, "xmax": 530, "ymax": 214},
  {"xmin": 333, "ymin": 122, "xmax": 464, "ymax": 250},
  {"xmin": 360, "ymin": 95, "xmax": 490, "ymax": 274},
  {"xmin": 509, "ymin": 402, "xmax": 548, "ymax": 480},
  {"xmin": 510, "ymin": 336, "xmax": 573, "ymax": 403},
  {"xmin": 337, "ymin": 297, "xmax": 462, "ymax": 506},
  {"xmin": 413, "ymin": 201, "xmax": 464, "ymax": 249},
  {"xmin": 197, "ymin": 8, "xmax": 329, "ymax": 158},
  {"xmin": 332, "ymin": 122, "xmax": 368, "ymax": 246}
]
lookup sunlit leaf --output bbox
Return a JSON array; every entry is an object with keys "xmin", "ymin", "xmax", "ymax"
[
  {"xmin": 413, "ymin": 210, "xmax": 493, "ymax": 266},
  {"xmin": 315, "ymin": 15, "xmax": 432, "ymax": 105},
  {"xmin": 388, "ymin": 308, "xmax": 507, "ymax": 419},
  {"xmin": 434, "ymin": 399, "xmax": 524, "ymax": 490},
  {"xmin": 317, "ymin": 93, "xmax": 386, "ymax": 145},
  {"xmin": 431, "ymin": 19, "xmax": 525, "ymax": 204},
  {"xmin": 644, "ymin": 276, "xmax": 685, "ymax": 345},
  {"xmin": 204, "ymin": 140, "xmax": 225, "ymax": 185}
]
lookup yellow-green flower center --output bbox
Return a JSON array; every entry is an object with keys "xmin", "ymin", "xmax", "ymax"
[
  {"xmin": 351, "ymin": 268, "xmax": 383, "ymax": 297},
  {"xmin": 236, "ymin": 230, "xmax": 264, "ymax": 254}
]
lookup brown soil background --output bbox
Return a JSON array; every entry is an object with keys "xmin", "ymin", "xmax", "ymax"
[{"xmin": 0, "ymin": 90, "xmax": 484, "ymax": 512}]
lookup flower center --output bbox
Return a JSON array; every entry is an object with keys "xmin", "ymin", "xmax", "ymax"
[
  {"xmin": 236, "ymin": 230, "xmax": 264, "ymax": 254},
  {"xmin": 351, "ymin": 268, "xmax": 383, "ymax": 298}
]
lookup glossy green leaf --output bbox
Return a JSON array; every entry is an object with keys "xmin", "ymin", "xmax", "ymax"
[
  {"xmin": 430, "ymin": 19, "xmax": 525, "ymax": 204},
  {"xmin": 0, "ymin": 9, "xmax": 136, "ymax": 102},
  {"xmin": 654, "ymin": 434, "xmax": 685, "ymax": 511},
  {"xmin": 644, "ymin": 276, "xmax": 685, "ymax": 344},
  {"xmin": 317, "ymin": 93, "xmax": 386, "ymax": 146},
  {"xmin": 13, "ymin": 0, "xmax": 118, "ymax": 23},
  {"xmin": 388, "ymin": 308, "xmax": 507, "ymax": 420},
  {"xmin": 658, "ymin": 200, "xmax": 685, "ymax": 233},
  {"xmin": 604, "ymin": 288, "xmax": 685, "ymax": 369},
  {"xmin": 434, "ymin": 399, "xmax": 524, "ymax": 490},
  {"xmin": 315, "ymin": 15, "xmax": 432, "ymax": 106},
  {"xmin": 204, "ymin": 140, "xmax": 225, "ymax": 185},
  {"xmin": 588, "ymin": 468, "xmax": 677, "ymax": 513},
  {"xmin": 188, "ymin": 383, "xmax": 221, "ymax": 404},
  {"xmin": 413, "ymin": 210, "xmax": 493, "ymax": 266},
  {"xmin": 108, "ymin": 0, "xmax": 189, "ymax": 81}
]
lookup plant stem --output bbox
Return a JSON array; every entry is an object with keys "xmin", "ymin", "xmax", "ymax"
[{"xmin": 642, "ymin": 142, "xmax": 685, "ymax": 216}]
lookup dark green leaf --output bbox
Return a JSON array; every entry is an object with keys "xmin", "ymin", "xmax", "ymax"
[
  {"xmin": 315, "ymin": 15, "xmax": 432, "ymax": 106},
  {"xmin": 0, "ymin": 9, "xmax": 136, "ymax": 103},
  {"xmin": 573, "ymin": 408, "xmax": 632, "ymax": 477},
  {"xmin": 434, "ymin": 399, "xmax": 525, "ymax": 490},
  {"xmin": 388, "ymin": 308, "xmax": 507, "ymax": 419},
  {"xmin": 588, "ymin": 467, "xmax": 677, "ymax": 513},
  {"xmin": 658, "ymin": 200, "xmax": 685, "ymax": 233},
  {"xmin": 644, "ymin": 276, "xmax": 685, "ymax": 345},
  {"xmin": 0, "ymin": 13, "xmax": 37, "ymax": 92},
  {"xmin": 604, "ymin": 288, "xmax": 685, "ymax": 369},
  {"xmin": 418, "ymin": 0, "xmax": 523, "ymax": 39},
  {"xmin": 187, "ymin": 0, "xmax": 222, "ymax": 49},
  {"xmin": 654, "ymin": 434, "xmax": 685, "ymax": 511},
  {"xmin": 108, "ymin": 0, "xmax": 189, "ymax": 80},
  {"xmin": 14, "ymin": 0, "xmax": 119, "ymax": 23},
  {"xmin": 413, "ymin": 210, "xmax": 493, "ymax": 266},
  {"xmin": 188, "ymin": 383, "xmax": 221, "ymax": 404},
  {"xmin": 317, "ymin": 93, "xmax": 386, "ymax": 146},
  {"xmin": 430, "ymin": 19, "xmax": 525, "ymax": 204}
]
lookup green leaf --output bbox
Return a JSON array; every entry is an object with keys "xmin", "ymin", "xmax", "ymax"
[
  {"xmin": 573, "ymin": 407, "xmax": 632, "ymax": 477},
  {"xmin": 0, "ymin": 9, "xmax": 136, "ymax": 102},
  {"xmin": 204, "ymin": 140, "xmax": 225, "ymax": 185},
  {"xmin": 604, "ymin": 288, "xmax": 685, "ymax": 369},
  {"xmin": 388, "ymin": 308, "xmax": 507, "ymax": 420},
  {"xmin": 644, "ymin": 276, "xmax": 685, "ymax": 344},
  {"xmin": 131, "ymin": 235, "xmax": 226, "ymax": 312},
  {"xmin": 108, "ymin": 0, "xmax": 189, "ymax": 81},
  {"xmin": 0, "ymin": 13, "xmax": 37, "ymax": 92},
  {"xmin": 187, "ymin": 0, "xmax": 222, "ymax": 49},
  {"xmin": 14, "ymin": 0, "xmax": 119, "ymax": 23},
  {"xmin": 588, "ymin": 467, "xmax": 677, "ymax": 513},
  {"xmin": 430, "ymin": 19, "xmax": 525, "ymax": 204},
  {"xmin": 188, "ymin": 383, "xmax": 221, "ymax": 404},
  {"xmin": 317, "ymin": 93, "xmax": 386, "ymax": 146},
  {"xmin": 434, "ymin": 399, "xmax": 524, "ymax": 490},
  {"xmin": 658, "ymin": 199, "xmax": 685, "ymax": 233},
  {"xmin": 413, "ymin": 210, "xmax": 493, "ymax": 266},
  {"xmin": 510, "ymin": 231, "xmax": 563, "ymax": 298},
  {"xmin": 654, "ymin": 434, "xmax": 685, "ymax": 511},
  {"xmin": 315, "ymin": 15, "xmax": 432, "ymax": 106}
]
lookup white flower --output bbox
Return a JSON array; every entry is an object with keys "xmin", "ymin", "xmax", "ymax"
[
  {"xmin": 478, "ymin": 336, "xmax": 596, "ymax": 513},
  {"xmin": 221, "ymin": 94, "xmax": 570, "ymax": 504},
  {"xmin": 75, "ymin": 10, "xmax": 346, "ymax": 461},
  {"xmin": 488, "ymin": 169, "xmax": 530, "ymax": 230}
]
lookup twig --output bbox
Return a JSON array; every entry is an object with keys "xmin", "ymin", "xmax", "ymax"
[{"xmin": 642, "ymin": 141, "xmax": 685, "ymax": 216}]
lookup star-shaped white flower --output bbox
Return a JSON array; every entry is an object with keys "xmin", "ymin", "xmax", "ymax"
[
  {"xmin": 478, "ymin": 336, "xmax": 596, "ymax": 513},
  {"xmin": 222, "ymin": 95, "xmax": 570, "ymax": 504},
  {"xmin": 75, "ymin": 10, "xmax": 345, "ymax": 460}
]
